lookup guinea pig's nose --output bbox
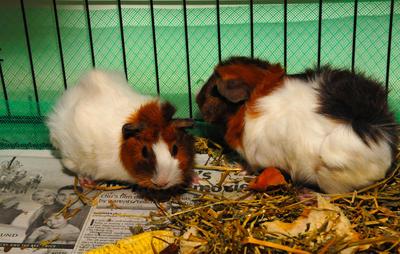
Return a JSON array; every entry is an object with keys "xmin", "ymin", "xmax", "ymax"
[{"xmin": 151, "ymin": 179, "xmax": 169, "ymax": 188}]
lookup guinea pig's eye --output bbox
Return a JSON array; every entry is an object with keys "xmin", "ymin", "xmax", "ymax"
[
  {"xmin": 141, "ymin": 146, "xmax": 148, "ymax": 158},
  {"xmin": 210, "ymin": 85, "xmax": 220, "ymax": 97},
  {"xmin": 171, "ymin": 144, "xmax": 178, "ymax": 157}
]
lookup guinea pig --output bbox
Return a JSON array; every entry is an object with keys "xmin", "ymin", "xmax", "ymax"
[
  {"xmin": 196, "ymin": 56, "xmax": 398, "ymax": 194},
  {"xmin": 47, "ymin": 70, "xmax": 195, "ymax": 190}
]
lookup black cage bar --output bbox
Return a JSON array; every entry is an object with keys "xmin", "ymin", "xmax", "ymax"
[
  {"xmin": 385, "ymin": 0, "xmax": 395, "ymax": 94},
  {"xmin": 84, "ymin": 0, "xmax": 96, "ymax": 67},
  {"xmin": 0, "ymin": 0, "xmax": 397, "ymax": 121},
  {"xmin": 52, "ymin": 0, "xmax": 67, "ymax": 90},
  {"xmin": 0, "ymin": 55, "xmax": 11, "ymax": 117},
  {"xmin": 20, "ymin": 0, "xmax": 41, "ymax": 116},
  {"xmin": 117, "ymin": 0, "xmax": 129, "ymax": 80}
]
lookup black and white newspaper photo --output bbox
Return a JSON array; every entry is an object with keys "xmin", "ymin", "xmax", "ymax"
[
  {"xmin": 0, "ymin": 151, "xmax": 248, "ymax": 254},
  {"xmin": 0, "ymin": 150, "xmax": 93, "ymax": 254}
]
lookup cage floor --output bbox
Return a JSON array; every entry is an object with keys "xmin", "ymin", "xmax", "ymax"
[{"xmin": 1, "ymin": 1, "xmax": 400, "ymax": 148}]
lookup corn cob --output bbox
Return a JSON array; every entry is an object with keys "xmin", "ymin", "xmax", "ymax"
[{"xmin": 85, "ymin": 230, "xmax": 175, "ymax": 254}]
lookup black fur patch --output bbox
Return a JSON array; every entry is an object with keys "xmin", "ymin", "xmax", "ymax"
[
  {"xmin": 286, "ymin": 72, "xmax": 314, "ymax": 81},
  {"xmin": 310, "ymin": 66, "xmax": 398, "ymax": 157}
]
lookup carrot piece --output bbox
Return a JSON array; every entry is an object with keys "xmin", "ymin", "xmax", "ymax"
[{"xmin": 249, "ymin": 167, "xmax": 287, "ymax": 191}]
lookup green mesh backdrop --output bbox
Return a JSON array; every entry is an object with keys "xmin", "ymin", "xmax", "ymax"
[{"xmin": 0, "ymin": 0, "xmax": 399, "ymax": 149}]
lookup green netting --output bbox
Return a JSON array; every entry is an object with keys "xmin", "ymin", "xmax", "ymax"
[
  {"xmin": 0, "ymin": 0, "xmax": 399, "ymax": 149},
  {"xmin": 187, "ymin": 5, "xmax": 219, "ymax": 118},
  {"xmin": 154, "ymin": 3, "xmax": 190, "ymax": 117},
  {"xmin": 122, "ymin": 6, "xmax": 157, "ymax": 94},
  {"xmin": 59, "ymin": 5, "xmax": 93, "ymax": 87},
  {"xmin": 254, "ymin": 2, "xmax": 284, "ymax": 63},
  {"xmin": 320, "ymin": 2, "xmax": 354, "ymax": 68}
]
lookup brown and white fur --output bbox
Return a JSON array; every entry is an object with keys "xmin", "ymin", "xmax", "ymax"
[
  {"xmin": 196, "ymin": 57, "xmax": 398, "ymax": 193},
  {"xmin": 47, "ymin": 70, "xmax": 195, "ymax": 190}
]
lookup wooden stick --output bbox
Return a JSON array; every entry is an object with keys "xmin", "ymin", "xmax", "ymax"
[
  {"xmin": 242, "ymin": 236, "xmax": 311, "ymax": 254},
  {"xmin": 194, "ymin": 164, "xmax": 242, "ymax": 172}
]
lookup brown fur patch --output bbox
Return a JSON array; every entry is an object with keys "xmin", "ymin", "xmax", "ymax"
[
  {"xmin": 223, "ymin": 64, "xmax": 285, "ymax": 150},
  {"xmin": 247, "ymin": 64, "xmax": 285, "ymax": 117},
  {"xmin": 125, "ymin": 100, "xmax": 165, "ymax": 132},
  {"xmin": 120, "ymin": 101, "xmax": 195, "ymax": 189},
  {"xmin": 216, "ymin": 64, "xmax": 267, "ymax": 89},
  {"xmin": 120, "ymin": 137, "xmax": 156, "ymax": 188},
  {"xmin": 196, "ymin": 58, "xmax": 285, "ymax": 151},
  {"xmin": 225, "ymin": 106, "xmax": 246, "ymax": 150}
]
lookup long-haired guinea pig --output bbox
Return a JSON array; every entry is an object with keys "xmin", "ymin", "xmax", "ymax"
[
  {"xmin": 47, "ymin": 70, "xmax": 195, "ymax": 190},
  {"xmin": 196, "ymin": 56, "xmax": 398, "ymax": 194}
]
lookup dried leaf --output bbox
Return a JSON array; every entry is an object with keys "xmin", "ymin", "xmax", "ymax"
[{"xmin": 262, "ymin": 195, "xmax": 363, "ymax": 254}]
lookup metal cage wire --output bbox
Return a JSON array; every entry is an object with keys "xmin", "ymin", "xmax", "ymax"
[{"xmin": 0, "ymin": 0, "xmax": 398, "ymax": 149}]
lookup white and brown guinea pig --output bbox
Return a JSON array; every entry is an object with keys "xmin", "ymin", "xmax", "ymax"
[
  {"xmin": 47, "ymin": 70, "xmax": 195, "ymax": 190},
  {"xmin": 196, "ymin": 56, "xmax": 398, "ymax": 194}
]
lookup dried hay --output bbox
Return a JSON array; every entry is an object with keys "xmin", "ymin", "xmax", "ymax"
[
  {"xmin": 145, "ymin": 137, "xmax": 400, "ymax": 253},
  {"xmin": 81, "ymin": 136, "xmax": 399, "ymax": 253}
]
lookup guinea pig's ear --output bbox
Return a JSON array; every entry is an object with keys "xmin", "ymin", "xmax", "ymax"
[
  {"xmin": 161, "ymin": 102, "xmax": 177, "ymax": 121},
  {"xmin": 122, "ymin": 123, "xmax": 144, "ymax": 139},
  {"xmin": 172, "ymin": 118, "xmax": 195, "ymax": 129},
  {"xmin": 216, "ymin": 79, "xmax": 250, "ymax": 103}
]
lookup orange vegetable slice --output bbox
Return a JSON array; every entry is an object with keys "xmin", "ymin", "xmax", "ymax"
[{"xmin": 249, "ymin": 167, "xmax": 287, "ymax": 191}]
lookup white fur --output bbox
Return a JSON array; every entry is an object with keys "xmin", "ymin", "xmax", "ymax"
[
  {"xmin": 47, "ymin": 70, "xmax": 154, "ymax": 182},
  {"xmin": 317, "ymin": 125, "xmax": 391, "ymax": 193},
  {"xmin": 151, "ymin": 137, "xmax": 181, "ymax": 188},
  {"xmin": 241, "ymin": 77, "xmax": 392, "ymax": 193}
]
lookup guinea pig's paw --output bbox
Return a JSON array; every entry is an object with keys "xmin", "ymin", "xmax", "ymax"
[
  {"xmin": 78, "ymin": 176, "xmax": 97, "ymax": 188},
  {"xmin": 191, "ymin": 173, "xmax": 201, "ymax": 185},
  {"xmin": 296, "ymin": 187, "xmax": 319, "ymax": 206},
  {"xmin": 238, "ymin": 170, "xmax": 248, "ymax": 177}
]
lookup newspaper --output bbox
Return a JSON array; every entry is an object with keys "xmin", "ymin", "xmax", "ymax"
[{"xmin": 0, "ymin": 150, "xmax": 248, "ymax": 254}]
